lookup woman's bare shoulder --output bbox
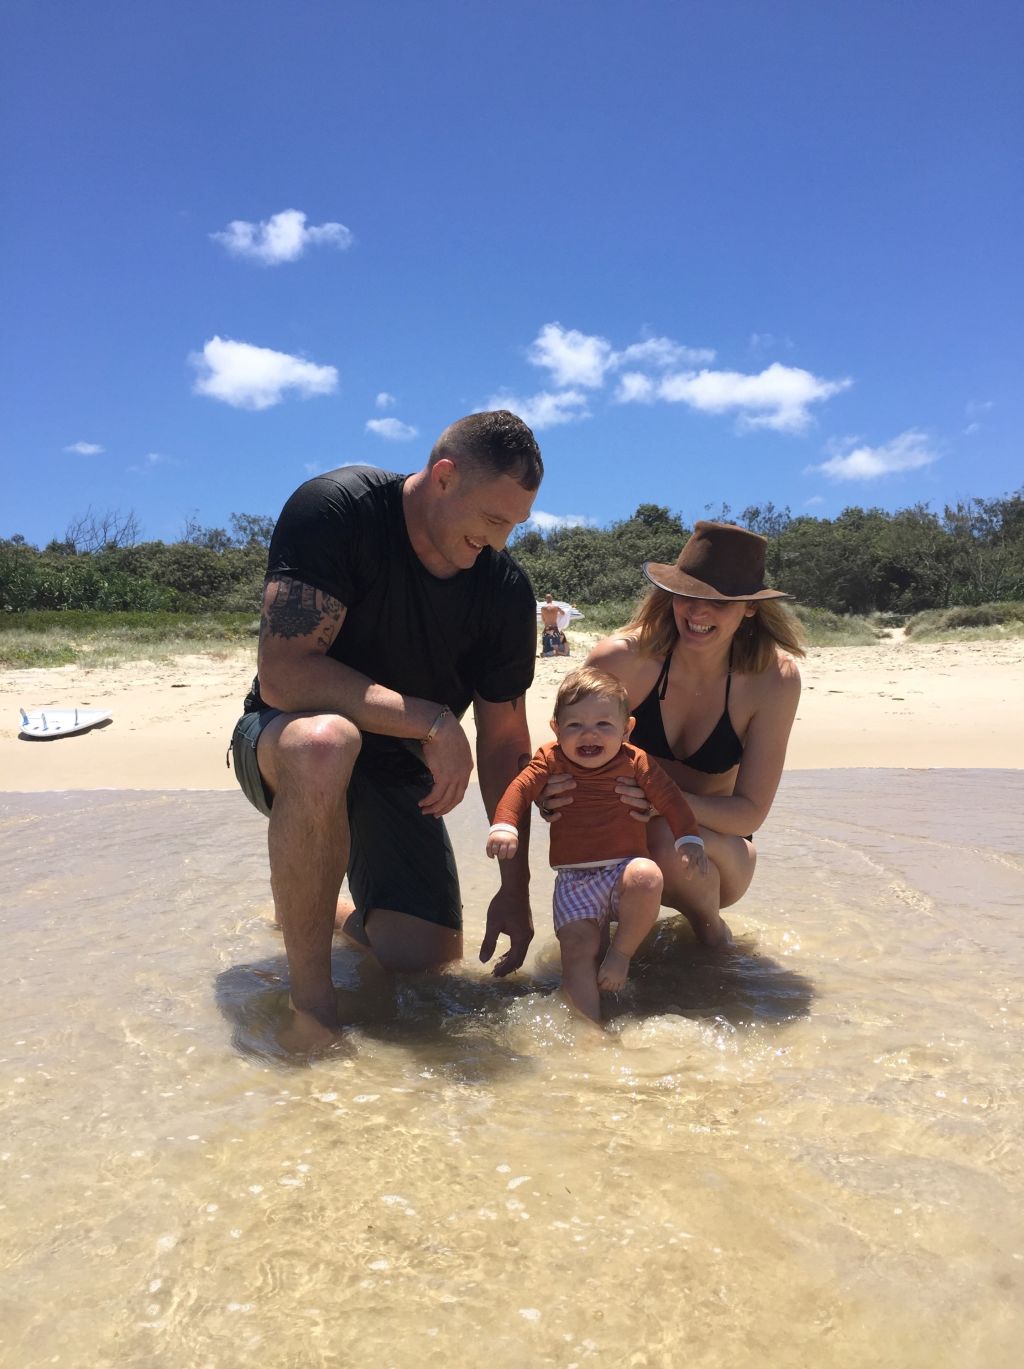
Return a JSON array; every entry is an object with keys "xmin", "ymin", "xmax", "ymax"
[
  {"xmin": 748, "ymin": 648, "xmax": 802, "ymax": 713},
  {"xmin": 586, "ymin": 632, "xmax": 660, "ymax": 698}
]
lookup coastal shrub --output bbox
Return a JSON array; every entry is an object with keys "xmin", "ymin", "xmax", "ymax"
[
  {"xmin": 905, "ymin": 601, "xmax": 1024, "ymax": 638},
  {"xmin": 792, "ymin": 606, "xmax": 881, "ymax": 646}
]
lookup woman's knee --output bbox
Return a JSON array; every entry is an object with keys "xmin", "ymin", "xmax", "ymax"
[{"xmin": 719, "ymin": 843, "xmax": 756, "ymax": 908}]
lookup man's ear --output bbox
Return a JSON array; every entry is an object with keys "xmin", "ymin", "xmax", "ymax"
[
  {"xmin": 625, "ymin": 715, "xmax": 636, "ymax": 739},
  {"xmin": 430, "ymin": 457, "xmax": 457, "ymax": 492},
  {"xmin": 549, "ymin": 718, "xmax": 559, "ymax": 737}
]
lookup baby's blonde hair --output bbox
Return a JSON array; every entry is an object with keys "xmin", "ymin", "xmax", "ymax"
[{"xmin": 554, "ymin": 666, "xmax": 630, "ymax": 722}]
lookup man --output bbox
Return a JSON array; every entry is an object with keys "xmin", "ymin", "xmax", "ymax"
[
  {"xmin": 540, "ymin": 594, "xmax": 571, "ymax": 657},
  {"xmin": 539, "ymin": 594, "xmax": 562, "ymax": 632},
  {"xmin": 230, "ymin": 410, "xmax": 542, "ymax": 1050}
]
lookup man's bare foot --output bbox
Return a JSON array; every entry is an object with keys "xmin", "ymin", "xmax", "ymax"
[
  {"xmin": 597, "ymin": 946, "xmax": 631, "ymax": 992},
  {"xmin": 277, "ymin": 1006, "xmax": 350, "ymax": 1058}
]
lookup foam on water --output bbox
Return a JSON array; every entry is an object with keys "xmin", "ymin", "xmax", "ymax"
[{"xmin": 1, "ymin": 772, "xmax": 1022, "ymax": 1368}]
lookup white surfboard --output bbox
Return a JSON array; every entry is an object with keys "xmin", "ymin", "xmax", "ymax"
[{"xmin": 19, "ymin": 708, "xmax": 112, "ymax": 738}]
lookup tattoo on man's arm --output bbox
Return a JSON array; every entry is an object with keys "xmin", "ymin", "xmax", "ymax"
[{"xmin": 262, "ymin": 579, "xmax": 344, "ymax": 643}]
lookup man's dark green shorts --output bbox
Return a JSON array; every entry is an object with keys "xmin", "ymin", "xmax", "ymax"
[{"xmin": 230, "ymin": 710, "xmax": 462, "ymax": 932}]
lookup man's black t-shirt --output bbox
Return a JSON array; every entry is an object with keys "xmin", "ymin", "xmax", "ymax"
[{"xmin": 246, "ymin": 466, "xmax": 536, "ymax": 767}]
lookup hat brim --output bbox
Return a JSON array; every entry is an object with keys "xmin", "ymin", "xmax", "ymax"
[{"xmin": 642, "ymin": 562, "xmax": 792, "ymax": 601}]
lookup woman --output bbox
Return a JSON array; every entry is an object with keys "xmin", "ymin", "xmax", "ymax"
[{"xmin": 539, "ymin": 521, "xmax": 804, "ymax": 946}]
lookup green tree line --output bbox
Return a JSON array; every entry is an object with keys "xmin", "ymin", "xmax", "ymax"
[{"xmin": 2, "ymin": 493, "xmax": 1022, "ymax": 616}]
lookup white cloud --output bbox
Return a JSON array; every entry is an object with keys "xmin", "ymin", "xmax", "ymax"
[
  {"xmin": 64, "ymin": 441, "xmax": 104, "ymax": 455},
  {"xmin": 486, "ymin": 389, "xmax": 591, "ymax": 430},
  {"xmin": 528, "ymin": 323, "xmax": 613, "ymax": 389},
  {"xmin": 190, "ymin": 336, "xmax": 338, "ymax": 410},
  {"xmin": 507, "ymin": 323, "xmax": 846, "ymax": 434},
  {"xmin": 211, "ymin": 209, "xmax": 354, "ymax": 265},
  {"xmin": 749, "ymin": 331, "xmax": 794, "ymax": 354},
  {"xmin": 366, "ymin": 417, "xmax": 418, "ymax": 441},
  {"xmin": 654, "ymin": 362, "xmax": 851, "ymax": 432},
  {"xmin": 127, "ymin": 451, "xmax": 172, "ymax": 473},
  {"xmin": 527, "ymin": 324, "xmax": 715, "ymax": 391},
  {"xmin": 375, "ymin": 392, "xmax": 396, "ymax": 410},
  {"xmin": 804, "ymin": 494, "xmax": 826, "ymax": 507},
  {"xmin": 614, "ymin": 372, "xmax": 656, "ymax": 403},
  {"xmin": 617, "ymin": 337, "xmax": 716, "ymax": 369},
  {"xmin": 528, "ymin": 511, "xmax": 595, "ymax": 531},
  {"xmin": 963, "ymin": 399, "xmax": 993, "ymax": 436},
  {"xmin": 808, "ymin": 429, "xmax": 939, "ymax": 481}
]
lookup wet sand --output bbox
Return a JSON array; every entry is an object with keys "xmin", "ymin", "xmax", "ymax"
[{"xmin": 2, "ymin": 771, "xmax": 1023, "ymax": 1367}]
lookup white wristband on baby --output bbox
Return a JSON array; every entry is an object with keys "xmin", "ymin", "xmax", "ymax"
[
  {"xmin": 674, "ymin": 835, "xmax": 705, "ymax": 851},
  {"xmin": 489, "ymin": 823, "xmax": 519, "ymax": 838}
]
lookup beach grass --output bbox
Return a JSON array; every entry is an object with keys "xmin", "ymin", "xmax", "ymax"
[
  {"xmin": 0, "ymin": 611, "xmax": 259, "ymax": 669},
  {"xmin": 904, "ymin": 601, "xmax": 1024, "ymax": 642}
]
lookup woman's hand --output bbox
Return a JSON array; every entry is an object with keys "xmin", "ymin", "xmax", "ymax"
[
  {"xmin": 535, "ymin": 771, "xmax": 576, "ymax": 822},
  {"xmin": 614, "ymin": 777, "xmax": 658, "ymax": 823}
]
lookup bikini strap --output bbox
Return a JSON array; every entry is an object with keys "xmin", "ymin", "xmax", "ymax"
[
  {"xmin": 656, "ymin": 652, "xmax": 672, "ymax": 700},
  {"xmin": 724, "ymin": 641, "xmax": 734, "ymax": 703}
]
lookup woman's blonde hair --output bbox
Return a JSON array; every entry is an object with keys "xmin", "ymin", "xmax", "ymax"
[{"xmin": 620, "ymin": 586, "xmax": 806, "ymax": 673}]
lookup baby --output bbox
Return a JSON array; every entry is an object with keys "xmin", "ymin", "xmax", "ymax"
[{"xmin": 487, "ymin": 667, "xmax": 707, "ymax": 1022}]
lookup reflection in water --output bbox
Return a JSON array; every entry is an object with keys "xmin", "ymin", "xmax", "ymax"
[{"xmin": 1, "ymin": 773, "xmax": 1023, "ymax": 1368}]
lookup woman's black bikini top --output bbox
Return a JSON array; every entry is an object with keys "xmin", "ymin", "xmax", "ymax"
[{"xmin": 630, "ymin": 647, "xmax": 744, "ymax": 774}]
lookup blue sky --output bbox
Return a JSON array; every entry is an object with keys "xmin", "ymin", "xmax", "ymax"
[{"xmin": 3, "ymin": 0, "xmax": 1020, "ymax": 547}]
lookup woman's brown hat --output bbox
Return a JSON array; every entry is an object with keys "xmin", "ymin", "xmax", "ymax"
[{"xmin": 642, "ymin": 521, "xmax": 792, "ymax": 601}]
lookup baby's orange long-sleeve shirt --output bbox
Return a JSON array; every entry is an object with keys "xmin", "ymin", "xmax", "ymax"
[{"xmin": 492, "ymin": 741, "xmax": 701, "ymax": 868}]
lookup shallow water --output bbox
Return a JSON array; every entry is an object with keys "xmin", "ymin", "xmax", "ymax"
[{"xmin": 1, "ymin": 771, "xmax": 1022, "ymax": 1369}]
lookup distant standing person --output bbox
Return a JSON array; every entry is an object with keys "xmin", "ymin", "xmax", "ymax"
[
  {"xmin": 540, "ymin": 594, "xmax": 572, "ymax": 656},
  {"xmin": 229, "ymin": 411, "xmax": 543, "ymax": 1051},
  {"xmin": 487, "ymin": 668, "xmax": 707, "ymax": 1022},
  {"xmin": 536, "ymin": 522, "xmax": 804, "ymax": 946}
]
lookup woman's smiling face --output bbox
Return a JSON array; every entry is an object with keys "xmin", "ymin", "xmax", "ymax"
[{"xmin": 672, "ymin": 595, "xmax": 756, "ymax": 650}]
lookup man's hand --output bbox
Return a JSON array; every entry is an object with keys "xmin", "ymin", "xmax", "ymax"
[
  {"xmin": 419, "ymin": 711, "xmax": 474, "ymax": 816},
  {"xmin": 478, "ymin": 887, "xmax": 533, "ymax": 977}
]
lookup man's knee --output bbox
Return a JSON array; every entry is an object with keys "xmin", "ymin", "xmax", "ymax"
[{"xmin": 262, "ymin": 712, "xmax": 362, "ymax": 798}]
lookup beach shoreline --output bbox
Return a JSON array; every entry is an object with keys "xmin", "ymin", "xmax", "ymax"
[{"xmin": 2, "ymin": 634, "xmax": 1022, "ymax": 791}]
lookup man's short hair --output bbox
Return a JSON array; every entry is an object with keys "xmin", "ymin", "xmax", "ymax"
[
  {"xmin": 554, "ymin": 667, "xmax": 630, "ymax": 722},
  {"xmin": 430, "ymin": 410, "xmax": 543, "ymax": 491}
]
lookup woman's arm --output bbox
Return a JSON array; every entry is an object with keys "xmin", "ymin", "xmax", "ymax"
[{"xmin": 682, "ymin": 655, "xmax": 802, "ymax": 836}]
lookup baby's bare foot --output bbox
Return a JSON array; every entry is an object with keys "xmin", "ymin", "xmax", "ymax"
[{"xmin": 597, "ymin": 946, "xmax": 631, "ymax": 992}]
